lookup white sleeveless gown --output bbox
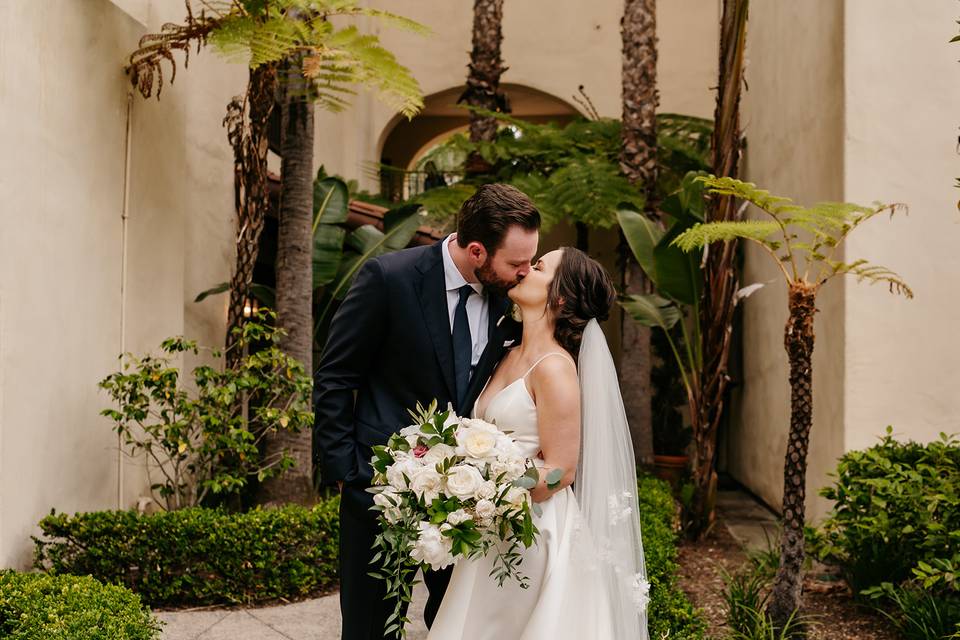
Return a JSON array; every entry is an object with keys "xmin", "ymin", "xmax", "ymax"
[{"xmin": 427, "ymin": 354, "xmax": 618, "ymax": 640}]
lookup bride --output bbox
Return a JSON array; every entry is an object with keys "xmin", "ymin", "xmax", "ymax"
[{"xmin": 427, "ymin": 247, "xmax": 650, "ymax": 639}]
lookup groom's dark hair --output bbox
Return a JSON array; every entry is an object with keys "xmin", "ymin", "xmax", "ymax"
[{"xmin": 456, "ymin": 184, "xmax": 540, "ymax": 253}]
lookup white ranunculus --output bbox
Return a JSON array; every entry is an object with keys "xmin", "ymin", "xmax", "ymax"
[
  {"xmin": 474, "ymin": 499, "xmax": 496, "ymax": 520},
  {"xmin": 422, "ymin": 443, "xmax": 456, "ymax": 466},
  {"xmin": 405, "ymin": 434, "xmax": 420, "ymax": 449},
  {"xmin": 386, "ymin": 458, "xmax": 420, "ymax": 490},
  {"xmin": 373, "ymin": 488, "xmax": 403, "ymax": 523},
  {"xmin": 409, "ymin": 522, "xmax": 454, "ymax": 569},
  {"xmin": 458, "ymin": 427, "xmax": 497, "ymax": 460},
  {"xmin": 475, "ymin": 480, "xmax": 497, "ymax": 501},
  {"xmin": 399, "ymin": 424, "xmax": 420, "ymax": 437},
  {"xmin": 444, "ymin": 464, "xmax": 484, "ymax": 500},
  {"xmin": 409, "ymin": 466, "xmax": 443, "ymax": 503},
  {"xmin": 446, "ymin": 509, "xmax": 472, "ymax": 526}
]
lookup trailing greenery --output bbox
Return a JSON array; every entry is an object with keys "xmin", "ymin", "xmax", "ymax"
[
  {"xmin": 385, "ymin": 111, "xmax": 712, "ymax": 232},
  {"xmin": 640, "ymin": 476, "xmax": 709, "ymax": 639},
  {"xmin": 99, "ymin": 311, "xmax": 314, "ymax": 510},
  {"xmin": 0, "ymin": 571, "xmax": 160, "ymax": 640},
  {"xmin": 812, "ymin": 428, "xmax": 960, "ymax": 637},
  {"xmin": 33, "ymin": 501, "xmax": 340, "ymax": 608}
]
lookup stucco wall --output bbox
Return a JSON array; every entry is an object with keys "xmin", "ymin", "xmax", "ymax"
[
  {"xmin": 733, "ymin": 1, "xmax": 846, "ymax": 522},
  {"xmin": 0, "ymin": 0, "xmax": 241, "ymax": 568},
  {"xmin": 842, "ymin": 0, "xmax": 960, "ymax": 451}
]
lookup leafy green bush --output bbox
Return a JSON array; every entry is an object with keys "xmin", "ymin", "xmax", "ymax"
[
  {"xmin": 815, "ymin": 428, "xmax": 960, "ymax": 593},
  {"xmin": 33, "ymin": 501, "xmax": 339, "ymax": 607},
  {"xmin": 0, "ymin": 571, "xmax": 160, "ymax": 639},
  {"xmin": 640, "ymin": 475, "xmax": 708, "ymax": 640},
  {"xmin": 814, "ymin": 428, "xmax": 960, "ymax": 638},
  {"xmin": 99, "ymin": 310, "xmax": 314, "ymax": 511}
]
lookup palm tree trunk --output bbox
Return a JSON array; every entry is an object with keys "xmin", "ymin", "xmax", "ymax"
[
  {"xmin": 689, "ymin": 0, "xmax": 749, "ymax": 537},
  {"xmin": 767, "ymin": 282, "xmax": 817, "ymax": 632},
  {"xmin": 258, "ymin": 51, "xmax": 315, "ymax": 505},
  {"xmin": 619, "ymin": 0, "xmax": 658, "ymax": 466},
  {"xmin": 463, "ymin": 0, "xmax": 507, "ymax": 174}
]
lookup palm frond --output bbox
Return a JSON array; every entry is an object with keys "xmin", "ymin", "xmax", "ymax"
[{"xmin": 672, "ymin": 220, "xmax": 782, "ymax": 252}]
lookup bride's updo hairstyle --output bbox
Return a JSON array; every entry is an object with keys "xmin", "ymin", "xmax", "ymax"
[{"xmin": 546, "ymin": 248, "xmax": 616, "ymax": 358}]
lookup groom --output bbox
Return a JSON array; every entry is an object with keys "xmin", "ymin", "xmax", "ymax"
[{"xmin": 314, "ymin": 184, "xmax": 541, "ymax": 640}]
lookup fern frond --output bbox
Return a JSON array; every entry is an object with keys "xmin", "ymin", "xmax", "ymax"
[
  {"xmin": 825, "ymin": 260, "xmax": 914, "ymax": 298},
  {"xmin": 411, "ymin": 183, "xmax": 476, "ymax": 231},
  {"xmin": 696, "ymin": 176, "xmax": 799, "ymax": 216},
  {"xmin": 672, "ymin": 220, "xmax": 782, "ymax": 251},
  {"xmin": 538, "ymin": 159, "xmax": 645, "ymax": 229}
]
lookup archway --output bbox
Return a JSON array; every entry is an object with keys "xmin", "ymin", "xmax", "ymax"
[{"xmin": 377, "ymin": 83, "xmax": 583, "ymax": 199}]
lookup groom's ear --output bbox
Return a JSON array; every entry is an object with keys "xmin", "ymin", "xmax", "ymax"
[{"xmin": 466, "ymin": 241, "xmax": 488, "ymax": 265}]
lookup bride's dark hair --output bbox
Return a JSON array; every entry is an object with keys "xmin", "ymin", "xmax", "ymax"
[{"xmin": 547, "ymin": 248, "xmax": 616, "ymax": 358}]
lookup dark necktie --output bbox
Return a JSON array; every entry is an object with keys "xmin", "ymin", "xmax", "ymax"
[{"xmin": 453, "ymin": 284, "xmax": 475, "ymax": 410}]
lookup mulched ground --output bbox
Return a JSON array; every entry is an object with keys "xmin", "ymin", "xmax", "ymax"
[{"xmin": 675, "ymin": 523, "xmax": 899, "ymax": 640}]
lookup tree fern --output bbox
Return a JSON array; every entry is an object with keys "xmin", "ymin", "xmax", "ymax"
[
  {"xmin": 127, "ymin": 0, "xmax": 425, "ymax": 117},
  {"xmin": 673, "ymin": 175, "xmax": 913, "ymax": 298}
]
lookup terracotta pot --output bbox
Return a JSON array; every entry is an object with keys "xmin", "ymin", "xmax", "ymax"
[{"xmin": 653, "ymin": 454, "xmax": 689, "ymax": 488}]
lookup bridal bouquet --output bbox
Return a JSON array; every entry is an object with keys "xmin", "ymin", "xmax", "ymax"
[{"xmin": 368, "ymin": 400, "xmax": 555, "ymax": 635}]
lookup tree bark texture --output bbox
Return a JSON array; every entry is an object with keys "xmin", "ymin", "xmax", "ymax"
[
  {"xmin": 619, "ymin": 0, "xmax": 659, "ymax": 466},
  {"xmin": 465, "ymin": 0, "xmax": 506, "ymax": 144},
  {"xmin": 259, "ymin": 52, "xmax": 316, "ymax": 505},
  {"xmin": 767, "ymin": 282, "xmax": 817, "ymax": 632},
  {"xmin": 689, "ymin": 0, "xmax": 749, "ymax": 538},
  {"xmin": 225, "ymin": 64, "xmax": 277, "ymax": 363}
]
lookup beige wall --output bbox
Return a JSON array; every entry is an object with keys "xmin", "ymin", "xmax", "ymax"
[
  {"xmin": 315, "ymin": 0, "xmax": 719, "ymax": 190},
  {"xmin": 733, "ymin": 1, "xmax": 847, "ymax": 522},
  {"xmin": 841, "ymin": 0, "xmax": 960, "ymax": 451},
  {"xmin": 0, "ymin": 0, "xmax": 241, "ymax": 568}
]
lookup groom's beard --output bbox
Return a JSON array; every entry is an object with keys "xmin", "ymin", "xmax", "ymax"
[{"xmin": 475, "ymin": 258, "xmax": 519, "ymax": 298}]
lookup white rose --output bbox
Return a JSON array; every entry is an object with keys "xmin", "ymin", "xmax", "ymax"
[
  {"xmin": 458, "ymin": 427, "xmax": 498, "ymax": 460},
  {"xmin": 386, "ymin": 458, "xmax": 420, "ymax": 490},
  {"xmin": 409, "ymin": 522, "xmax": 455, "ymax": 569},
  {"xmin": 409, "ymin": 466, "xmax": 443, "ymax": 503},
  {"xmin": 460, "ymin": 418, "xmax": 499, "ymax": 434},
  {"xmin": 474, "ymin": 499, "xmax": 496, "ymax": 520},
  {"xmin": 399, "ymin": 424, "xmax": 420, "ymax": 437},
  {"xmin": 444, "ymin": 464, "xmax": 484, "ymax": 500},
  {"xmin": 446, "ymin": 509, "xmax": 472, "ymax": 526},
  {"xmin": 422, "ymin": 443, "xmax": 456, "ymax": 466},
  {"xmin": 475, "ymin": 480, "xmax": 497, "ymax": 501}
]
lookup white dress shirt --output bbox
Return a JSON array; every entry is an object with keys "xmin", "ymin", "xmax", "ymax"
[{"xmin": 441, "ymin": 234, "xmax": 489, "ymax": 367}]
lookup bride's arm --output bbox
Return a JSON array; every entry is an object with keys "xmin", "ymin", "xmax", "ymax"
[{"xmin": 528, "ymin": 357, "xmax": 580, "ymax": 503}]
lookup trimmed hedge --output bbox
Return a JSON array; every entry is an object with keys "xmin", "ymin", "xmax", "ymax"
[
  {"xmin": 32, "ymin": 481, "xmax": 703, "ymax": 637},
  {"xmin": 34, "ymin": 500, "xmax": 340, "ymax": 607},
  {"xmin": 640, "ymin": 475, "xmax": 708, "ymax": 640},
  {"xmin": 0, "ymin": 571, "xmax": 160, "ymax": 639}
]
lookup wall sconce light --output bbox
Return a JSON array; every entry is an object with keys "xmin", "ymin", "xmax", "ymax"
[{"xmin": 242, "ymin": 297, "xmax": 259, "ymax": 319}]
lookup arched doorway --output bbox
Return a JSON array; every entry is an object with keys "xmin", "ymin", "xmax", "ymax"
[{"xmin": 377, "ymin": 83, "xmax": 583, "ymax": 200}]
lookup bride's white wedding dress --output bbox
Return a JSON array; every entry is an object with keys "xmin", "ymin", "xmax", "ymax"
[{"xmin": 427, "ymin": 340, "xmax": 647, "ymax": 639}]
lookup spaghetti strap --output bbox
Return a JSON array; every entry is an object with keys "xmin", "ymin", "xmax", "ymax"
[{"xmin": 521, "ymin": 352, "xmax": 575, "ymax": 378}]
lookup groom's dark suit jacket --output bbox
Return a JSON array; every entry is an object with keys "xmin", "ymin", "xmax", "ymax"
[{"xmin": 314, "ymin": 239, "xmax": 519, "ymax": 487}]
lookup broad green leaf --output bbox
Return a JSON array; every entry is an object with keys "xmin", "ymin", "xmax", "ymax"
[
  {"xmin": 618, "ymin": 209, "xmax": 663, "ymax": 282},
  {"xmin": 194, "ymin": 282, "xmax": 230, "ymax": 303},
  {"xmin": 313, "ymin": 176, "xmax": 349, "ymax": 226},
  {"xmin": 620, "ymin": 294, "xmax": 682, "ymax": 330},
  {"xmin": 654, "ymin": 212, "xmax": 702, "ymax": 306},
  {"xmin": 312, "ymin": 225, "xmax": 347, "ymax": 288}
]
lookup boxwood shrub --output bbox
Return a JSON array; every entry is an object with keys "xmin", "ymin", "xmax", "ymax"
[
  {"xmin": 640, "ymin": 475, "xmax": 708, "ymax": 639},
  {"xmin": 0, "ymin": 571, "xmax": 160, "ymax": 639},
  {"xmin": 33, "ymin": 500, "xmax": 340, "ymax": 607}
]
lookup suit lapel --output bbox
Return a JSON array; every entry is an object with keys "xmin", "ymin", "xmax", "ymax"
[
  {"xmin": 462, "ymin": 295, "xmax": 514, "ymax": 415},
  {"xmin": 416, "ymin": 243, "xmax": 457, "ymax": 402}
]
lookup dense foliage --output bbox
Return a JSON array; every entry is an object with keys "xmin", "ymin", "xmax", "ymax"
[
  {"xmin": 33, "ymin": 501, "xmax": 340, "ymax": 608},
  {"xmin": 0, "ymin": 572, "xmax": 160, "ymax": 640},
  {"xmin": 814, "ymin": 428, "xmax": 960, "ymax": 638},
  {"xmin": 99, "ymin": 311, "xmax": 314, "ymax": 510},
  {"xmin": 640, "ymin": 476, "xmax": 708, "ymax": 639}
]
